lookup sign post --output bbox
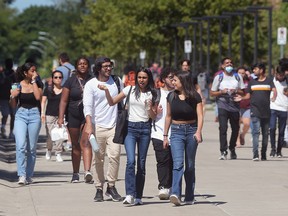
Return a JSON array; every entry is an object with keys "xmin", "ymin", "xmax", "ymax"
[
  {"xmin": 184, "ymin": 40, "xmax": 192, "ymax": 60},
  {"xmin": 277, "ymin": 27, "xmax": 287, "ymax": 58}
]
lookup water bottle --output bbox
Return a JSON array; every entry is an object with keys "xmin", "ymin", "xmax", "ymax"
[{"xmin": 89, "ymin": 134, "xmax": 99, "ymax": 152}]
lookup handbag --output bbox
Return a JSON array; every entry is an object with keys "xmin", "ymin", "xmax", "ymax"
[
  {"xmin": 113, "ymin": 86, "xmax": 132, "ymax": 144},
  {"xmin": 51, "ymin": 124, "xmax": 69, "ymax": 141}
]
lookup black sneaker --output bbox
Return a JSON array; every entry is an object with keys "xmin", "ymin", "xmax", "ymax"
[
  {"xmin": 94, "ymin": 189, "xmax": 104, "ymax": 202},
  {"xmin": 261, "ymin": 154, "xmax": 267, "ymax": 161},
  {"xmin": 218, "ymin": 151, "xmax": 227, "ymax": 160},
  {"xmin": 230, "ymin": 149, "xmax": 237, "ymax": 160},
  {"xmin": 105, "ymin": 184, "xmax": 122, "ymax": 201},
  {"xmin": 270, "ymin": 150, "xmax": 276, "ymax": 157}
]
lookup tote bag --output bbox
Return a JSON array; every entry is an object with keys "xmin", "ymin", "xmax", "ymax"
[{"xmin": 113, "ymin": 86, "xmax": 132, "ymax": 144}]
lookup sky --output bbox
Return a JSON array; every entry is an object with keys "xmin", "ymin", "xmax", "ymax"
[{"xmin": 10, "ymin": 0, "xmax": 55, "ymax": 13}]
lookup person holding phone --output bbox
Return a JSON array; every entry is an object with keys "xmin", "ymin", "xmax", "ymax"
[
  {"xmin": 163, "ymin": 70, "xmax": 203, "ymax": 206},
  {"xmin": 10, "ymin": 62, "xmax": 43, "ymax": 185}
]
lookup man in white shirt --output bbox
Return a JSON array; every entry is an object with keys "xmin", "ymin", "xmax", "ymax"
[
  {"xmin": 83, "ymin": 57, "xmax": 123, "ymax": 202},
  {"xmin": 269, "ymin": 66, "xmax": 288, "ymax": 157},
  {"xmin": 151, "ymin": 67, "xmax": 175, "ymax": 200}
]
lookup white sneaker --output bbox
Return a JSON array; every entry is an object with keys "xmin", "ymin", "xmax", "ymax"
[
  {"xmin": 170, "ymin": 194, "xmax": 181, "ymax": 206},
  {"xmin": 64, "ymin": 143, "xmax": 72, "ymax": 151},
  {"xmin": 84, "ymin": 171, "xmax": 93, "ymax": 183},
  {"xmin": 185, "ymin": 200, "xmax": 194, "ymax": 205},
  {"xmin": 159, "ymin": 187, "xmax": 170, "ymax": 200},
  {"xmin": 45, "ymin": 150, "xmax": 51, "ymax": 160},
  {"xmin": 56, "ymin": 153, "xmax": 63, "ymax": 162},
  {"xmin": 134, "ymin": 198, "xmax": 143, "ymax": 205},
  {"xmin": 123, "ymin": 195, "xmax": 134, "ymax": 205},
  {"xmin": 18, "ymin": 176, "xmax": 27, "ymax": 185}
]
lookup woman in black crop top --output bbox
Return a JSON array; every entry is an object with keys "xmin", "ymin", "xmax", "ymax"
[
  {"xmin": 10, "ymin": 62, "xmax": 43, "ymax": 185},
  {"xmin": 163, "ymin": 71, "xmax": 203, "ymax": 206}
]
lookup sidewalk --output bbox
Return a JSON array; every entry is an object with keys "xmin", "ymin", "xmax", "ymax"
[{"xmin": 1, "ymin": 110, "xmax": 288, "ymax": 216}]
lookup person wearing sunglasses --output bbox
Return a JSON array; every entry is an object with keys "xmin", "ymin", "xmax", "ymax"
[{"xmin": 41, "ymin": 70, "xmax": 64, "ymax": 162}]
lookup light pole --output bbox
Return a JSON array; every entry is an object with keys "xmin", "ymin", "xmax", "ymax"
[
  {"xmin": 222, "ymin": 11, "xmax": 244, "ymax": 65},
  {"xmin": 247, "ymin": 6, "xmax": 273, "ymax": 75}
]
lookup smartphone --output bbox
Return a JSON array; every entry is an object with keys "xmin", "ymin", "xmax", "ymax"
[
  {"xmin": 194, "ymin": 135, "xmax": 203, "ymax": 143},
  {"xmin": 11, "ymin": 83, "xmax": 21, "ymax": 90}
]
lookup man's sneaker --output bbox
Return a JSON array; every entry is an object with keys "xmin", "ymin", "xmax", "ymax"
[
  {"xmin": 18, "ymin": 176, "xmax": 27, "ymax": 185},
  {"xmin": 123, "ymin": 195, "xmax": 134, "ymax": 205},
  {"xmin": 170, "ymin": 194, "xmax": 181, "ymax": 206},
  {"xmin": 277, "ymin": 153, "xmax": 283, "ymax": 158},
  {"xmin": 261, "ymin": 154, "xmax": 267, "ymax": 161},
  {"xmin": 134, "ymin": 198, "xmax": 143, "ymax": 205},
  {"xmin": 56, "ymin": 153, "xmax": 63, "ymax": 162},
  {"xmin": 158, "ymin": 187, "xmax": 170, "ymax": 200},
  {"xmin": 184, "ymin": 200, "xmax": 195, "ymax": 205},
  {"xmin": 26, "ymin": 177, "xmax": 33, "ymax": 184},
  {"xmin": 252, "ymin": 156, "xmax": 259, "ymax": 161},
  {"xmin": 45, "ymin": 150, "xmax": 51, "ymax": 160},
  {"xmin": 219, "ymin": 151, "xmax": 227, "ymax": 160},
  {"xmin": 71, "ymin": 173, "xmax": 80, "ymax": 183},
  {"xmin": 270, "ymin": 149, "xmax": 276, "ymax": 157},
  {"xmin": 105, "ymin": 184, "xmax": 122, "ymax": 201},
  {"xmin": 230, "ymin": 149, "xmax": 237, "ymax": 160},
  {"xmin": 84, "ymin": 171, "xmax": 93, "ymax": 183},
  {"xmin": 94, "ymin": 189, "xmax": 104, "ymax": 202}
]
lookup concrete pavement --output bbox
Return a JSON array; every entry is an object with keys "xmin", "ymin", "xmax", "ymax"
[{"xmin": 1, "ymin": 109, "xmax": 288, "ymax": 216}]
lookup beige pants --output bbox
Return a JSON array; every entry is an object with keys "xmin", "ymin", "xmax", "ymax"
[
  {"xmin": 45, "ymin": 115, "xmax": 63, "ymax": 154},
  {"xmin": 93, "ymin": 125, "xmax": 121, "ymax": 188}
]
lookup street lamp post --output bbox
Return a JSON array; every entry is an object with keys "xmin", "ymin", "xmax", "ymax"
[
  {"xmin": 222, "ymin": 11, "xmax": 244, "ymax": 65},
  {"xmin": 247, "ymin": 6, "xmax": 273, "ymax": 75}
]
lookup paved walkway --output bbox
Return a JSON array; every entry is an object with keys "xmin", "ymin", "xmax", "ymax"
[{"xmin": 1, "ymin": 110, "xmax": 288, "ymax": 216}]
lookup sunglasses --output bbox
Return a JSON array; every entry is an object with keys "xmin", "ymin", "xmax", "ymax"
[{"xmin": 53, "ymin": 76, "xmax": 63, "ymax": 79}]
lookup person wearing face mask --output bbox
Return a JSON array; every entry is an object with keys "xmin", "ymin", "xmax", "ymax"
[{"xmin": 210, "ymin": 57, "xmax": 245, "ymax": 160}]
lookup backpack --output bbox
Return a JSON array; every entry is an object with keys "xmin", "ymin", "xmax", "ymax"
[
  {"xmin": 124, "ymin": 71, "xmax": 136, "ymax": 87},
  {"xmin": 63, "ymin": 65, "xmax": 76, "ymax": 78}
]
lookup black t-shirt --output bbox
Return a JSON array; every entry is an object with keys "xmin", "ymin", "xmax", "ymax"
[
  {"xmin": 43, "ymin": 87, "xmax": 62, "ymax": 116},
  {"xmin": 63, "ymin": 74, "xmax": 92, "ymax": 118},
  {"xmin": 168, "ymin": 91, "xmax": 202, "ymax": 121},
  {"xmin": 248, "ymin": 77, "xmax": 275, "ymax": 118}
]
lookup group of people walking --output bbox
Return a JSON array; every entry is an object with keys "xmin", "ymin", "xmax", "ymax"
[
  {"xmin": 9, "ymin": 54, "xmax": 203, "ymax": 207},
  {"xmin": 211, "ymin": 57, "xmax": 288, "ymax": 161},
  {"xmin": 7, "ymin": 53, "xmax": 287, "ymax": 207}
]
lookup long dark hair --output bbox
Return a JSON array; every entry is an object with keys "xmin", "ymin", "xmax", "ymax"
[
  {"xmin": 174, "ymin": 70, "xmax": 197, "ymax": 100},
  {"xmin": 134, "ymin": 67, "xmax": 157, "ymax": 104},
  {"xmin": 16, "ymin": 62, "xmax": 36, "ymax": 81}
]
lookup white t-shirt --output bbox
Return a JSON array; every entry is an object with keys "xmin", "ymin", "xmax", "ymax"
[
  {"xmin": 123, "ymin": 86, "xmax": 152, "ymax": 122},
  {"xmin": 270, "ymin": 77, "xmax": 288, "ymax": 112},
  {"xmin": 151, "ymin": 88, "xmax": 172, "ymax": 141},
  {"xmin": 83, "ymin": 76, "xmax": 123, "ymax": 128}
]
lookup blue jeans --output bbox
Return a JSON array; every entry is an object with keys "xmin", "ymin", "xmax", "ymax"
[
  {"xmin": 170, "ymin": 123, "xmax": 198, "ymax": 202},
  {"xmin": 14, "ymin": 107, "xmax": 41, "ymax": 178},
  {"xmin": 269, "ymin": 109, "xmax": 287, "ymax": 154},
  {"xmin": 251, "ymin": 116, "xmax": 269, "ymax": 157},
  {"xmin": 124, "ymin": 121, "xmax": 151, "ymax": 199}
]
